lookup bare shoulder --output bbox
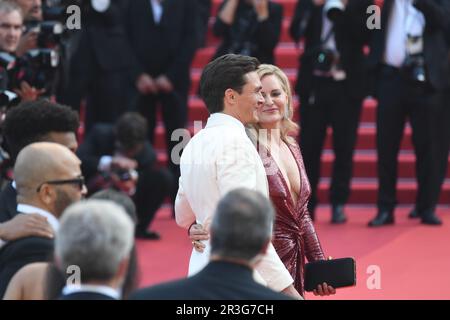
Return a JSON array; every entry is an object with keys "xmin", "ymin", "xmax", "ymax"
[{"xmin": 3, "ymin": 262, "xmax": 49, "ymax": 300}]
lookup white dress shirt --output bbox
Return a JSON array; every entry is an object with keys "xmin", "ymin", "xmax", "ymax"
[
  {"xmin": 384, "ymin": 0, "xmax": 425, "ymax": 67},
  {"xmin": 16, "ymin": 204, "xmax": 60, "ymax": 233},
  {"xmin": 62, "ymin": 284, "xmax": 121, "ymax": 300},
  {"xmin": 175, "ymin": 113, "xmax": 294, "ymax": 292},
  {"xmin": 150, "ymin": 0, "xmax": 163, "ymax": 24}
]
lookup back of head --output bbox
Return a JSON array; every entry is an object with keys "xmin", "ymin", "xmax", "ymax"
[
  {"xmin": 210, "ymin": 188, "xmax": 274, "ymax": 262},
  {"xmin": 90, "ymin": 189, "xmax": 137, "ymax": 225},
  {"xmin": 200, "ymin": 54, "xmax": 260, "ymax": 114},
  {"xmin": 3, "ymin": 99, "xmax": 79, "ymax": 160},
  {"xmin": 55, "ymin": 200, "xmax": 134, "ymax": 283},
  {"xmin": 115, "ymin": 112, "xmax": 147, "ymax": 153}
]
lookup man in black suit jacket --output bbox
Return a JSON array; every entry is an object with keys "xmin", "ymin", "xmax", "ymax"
[
  {"xmin": 77, "ymin": 112, "xmax": 173, "ymax": 239},
  {"xmin": 0, "ymin": 142, "xmax": 86, "ymax": 297},
  {"xmin": 212, "ymin": 0, "xmax": 283, "ymax": 64},
  {"xmin": 130, "ymin": 188, "xmax": 294, "ymax": 300},
  {"xmin": 289, "ymin": 0, "xmax": 371, "ymax": 223},
  {"xmin": 123, "ymin": 0, "xmax": 199, "ymax": 196},
  {"xmin": 366, "ymin": 0, "xmax": 450, "ymax": 226},
  {"xmin": 61, "ymin": 0, "xmax": 138, "ymax": 132},
  {"xmin": 0, "ymin": 101, "xmax": 79, "ymax": 243}
]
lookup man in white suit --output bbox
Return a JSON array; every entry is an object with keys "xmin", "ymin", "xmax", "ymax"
[{"xmin": 175, "ymin": 54, "xmax": 301, "ymax": 298}]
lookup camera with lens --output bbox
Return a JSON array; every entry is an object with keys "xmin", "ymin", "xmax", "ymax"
[
  {"xmin": 228, "ymin": 10, "xmax": 258, "ymax": 57},
  {"xmin": 112, "ymin": 168, "xmax": 139, "ymax": 182},
  {"xmin": 401, "ymin": 35, "xmax": 427, "ymax": 85},
  {"xmin": 324, "ymin": 0, "xmax": 345, "ymax": 20},
  {"xmin": 314, "ymin": 48, "xmax": 338, "ymax": 74},
  {"xmin": 24, "ymin": 20, "xmax": 65, "ymax": 49},
  {"xmin": 7, "ymin": 49, "xmax": 60, "ymax": 91}
]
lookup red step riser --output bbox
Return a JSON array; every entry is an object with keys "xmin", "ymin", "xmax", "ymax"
[
  {"xmin": 192, "ymin": 46, "xmax": 300, "ymax": 69},
  {"xmin": 205, "ymin": 19, "xmax": 294, "ymax": 46},
  {"xmin": 211, "ymin": 0, "xmax": 297, "ymax": 20},
  {"xmin": 317, "ymin": 183, "xmax": 450, "ymax": 204},
  {"xmin": 152, "ymin": 126, "xmax": 416, "ymax": 151}
]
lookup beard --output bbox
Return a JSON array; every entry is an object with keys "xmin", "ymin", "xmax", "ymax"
[{"xmin": 54, "ymin": 189, "xmax": 77, "ymax": 218}]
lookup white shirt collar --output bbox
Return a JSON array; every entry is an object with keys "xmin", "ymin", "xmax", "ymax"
[
  {"xmin": 17, "ymin": 203, "xmax": 59, "ymax": 232},
  {"xmin": 62, "ymin": 284, "xmax": 121, "ymax": 300},
  {"xmin": 150, "ymin": 0, "xmax": 163, "ymax": 24},
  {"xmin": 205, "ymin": 113, "xmax": 246, "ymax": 132},
  {"xmin": 11, "ymin": 180, "xmax": 16, "ymax": 189}
]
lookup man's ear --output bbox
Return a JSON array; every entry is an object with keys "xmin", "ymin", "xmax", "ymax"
[
  {"xmin": 38, "ymin": 184, "xmax": 55, "ymax": 206},
  {"xmin": 224, "ymin": 88, "xmax": 236, "ymax": 105}
]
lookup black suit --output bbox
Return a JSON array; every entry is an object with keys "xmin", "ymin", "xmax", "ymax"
[
  {"xmin": 366, "ymin": 0, "xmax": 450, "ymax": 214},
  {"xmin": 61, "ymin": 0, "xmax": 138, "ymax": 131},
  {"xmin": 59, "ymin": 292, "xmax": 116, "ymax": 300},
  {"xmin": 213, "ymin": 0, "xmax": 283, "ymax": 64},
  {"xmin": 130, "ymin": 261, "xmax": 293, "ymax": 300},
  {"xmin": 0, "ymin": 235, "xmax": 54, "ymax": 297},
  {"xmin": 77, "ymin": 124, "xmax": 173, "ymax": 234},
  {"xmin": 289, "ymin": 0, "xmax": 371, "ymax": 214},
  {"xmin": 124, "ymin": 0, "xmax": 198, "ymax": 186},
  {"xmin": 0, "ymin": 183, "xmax": 18, "ymax": 224}
]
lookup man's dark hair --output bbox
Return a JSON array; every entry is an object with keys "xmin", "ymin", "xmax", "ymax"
[
  {"xmin": 210, "ymin": 188, "xmax": 274, "ymax": 261},
  {"xmin": 2, "ymin": 99, "xmax": 79, "ymax": 160},
  {"xmin": 115, "ymin": 112, "xmax": 147, "ymax": 152},
  {"xmin": 200, "ymin": 54, "xmax": 260, "ymax": 114}
]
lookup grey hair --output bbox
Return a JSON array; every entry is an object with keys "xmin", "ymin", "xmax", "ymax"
[
  {"xmin": 55, "ymin": 199, "xmax": 134, "ymax": 282},
  {"xmin": 0, "ymin": 1, "xmax": 23, "ymax": 17},
  {"xmin": 210, "ymin": 188, "xmax": 274, "ymax": 261}
]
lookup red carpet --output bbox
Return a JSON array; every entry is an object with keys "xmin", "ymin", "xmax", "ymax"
[{"xmin": 136, "ymin": 205, "xmax": 450, "ymax": 300}]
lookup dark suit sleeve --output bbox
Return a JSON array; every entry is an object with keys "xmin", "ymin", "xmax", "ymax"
[
  {"xmin": 165, "ymin": 0, "xmax": 199, "ymax": 86},
  {"xmin": 254, "ymin": 3, "xmax": 283, "ymax": 53},
  {"xmin": 332, "ymin": 0, "xmax": 374, "ymax": 45},
  {"xmin": 289, "ymin": 0, "xmax": 313, "ymax": 42},
  {"xmin": 0, "ymin": 237, "xmax": 53, "ymax": 297},
  {"xmin": 136, "ymin": 142, "xmax": 157, "ymax": 170},
  {"xmin": 212, "ymin": 1, "xmax": 230, "ymax": 37},
  {"xmin": 77, "ymin": 125, "xmax": 115, "ymax": 179},
  {"xmin": 414, "ymin": 0, "xmax": 450, "ymax": 32}
]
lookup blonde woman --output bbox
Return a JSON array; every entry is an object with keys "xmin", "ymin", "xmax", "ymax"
[{"xmin": 248, "ymin": 64, "xmax": 334, "ymax": 297}]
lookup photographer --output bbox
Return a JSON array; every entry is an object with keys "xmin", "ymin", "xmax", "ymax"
[
  {"xmin": 0, "ymin": 0, "xmax": 43, "ymax": 101},
  {"xmin": 14, "ymin": 0, "xmax": 42, "ymax": 57},
  {"xmin": 77, "ymin": 112, "xmax": 174, "ymax": 240},
  {"xmin": 367, "ymin": 0, "xmax": 450, "ymax": 227},
  {"xmin": 289, "ymin": 0, "xmax": 371, "ymax": 223},
  {"xmin": 213, "ymin": 0, "xmax": 282, "ymax": 64}
]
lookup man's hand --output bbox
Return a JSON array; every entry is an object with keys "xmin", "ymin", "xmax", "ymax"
[
  {"xmin": 16, "ymin": 30, "xmax": 38, "ymax": 57},
  {"xmin": 0, "ymin": 214, "xmax": 54, "ymax": 241},
  {"xmin": 313, "ymin": 282, "xmax": 336, "ymax": 296},
  {"xmin": 313, "ymin": 0, "xmax": 326, "ymax": 6},
  {"xmin": 189, "ymin": 223, "xmax": 209, "ymax": 253},
  {"xmin": 136, "ymin": 73, "xmax": 158, "ymax": 95},
  {"xmin": 252, "ymin": 0, "xmax": 269, "ymax": 21},
  {"xmin": 155, "ymin": 75, "xmax": 174, "ymax": 93},
  {"xmin": 111, "ymin": 155, "xmax": 138, "ymax": 171},
  {"xmin": 14, "ymin": 81, "xmax": 45, "ymax": 102}
]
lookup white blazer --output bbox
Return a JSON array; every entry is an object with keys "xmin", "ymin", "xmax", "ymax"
[{"xmin": 175, "ymin": 113, "xmax": 294, "ymax": 292}]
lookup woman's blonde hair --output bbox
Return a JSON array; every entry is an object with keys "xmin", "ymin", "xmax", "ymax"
[{"xmin": 249, "ymin": 64, "xmax": 299, "ymax": 146}]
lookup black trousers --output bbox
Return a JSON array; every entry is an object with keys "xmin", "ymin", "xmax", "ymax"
[
  {"xmin": 299, "ymin": 77, "xmax": 362, "ymax": 215},
  {"xmin": 137, "ymin": 90, "xmax": 188, "ymax": 201},
  {"xmin": 134, "ymin": 167, "xmax": 174, "ymax": 233},
  {"xmin": 376, "ymin": 65, "xmax": 435, "ymax": 213},
  {"xmin": 429, "ymin": 92, "xmax": 450, "ymax": 207}
]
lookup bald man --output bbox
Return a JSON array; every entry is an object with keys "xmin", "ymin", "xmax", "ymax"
[{"xmin": 0, "ymin": 142, "xmax": 86, "ymax": 297}]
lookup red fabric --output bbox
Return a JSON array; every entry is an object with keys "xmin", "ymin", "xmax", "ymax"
[{"xmin": 260, "ymin": 141, "xmax": 325, "ymax": 295}]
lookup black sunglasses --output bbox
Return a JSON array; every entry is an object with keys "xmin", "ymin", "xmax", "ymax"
[{"xmin": 36, "ymin": 176, "xmax": 85, "ymax": 192}]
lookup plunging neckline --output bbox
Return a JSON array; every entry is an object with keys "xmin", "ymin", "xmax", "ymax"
[{"xmin": 268, "ymin": 141, "xmax": 302, "ymax": 210}]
